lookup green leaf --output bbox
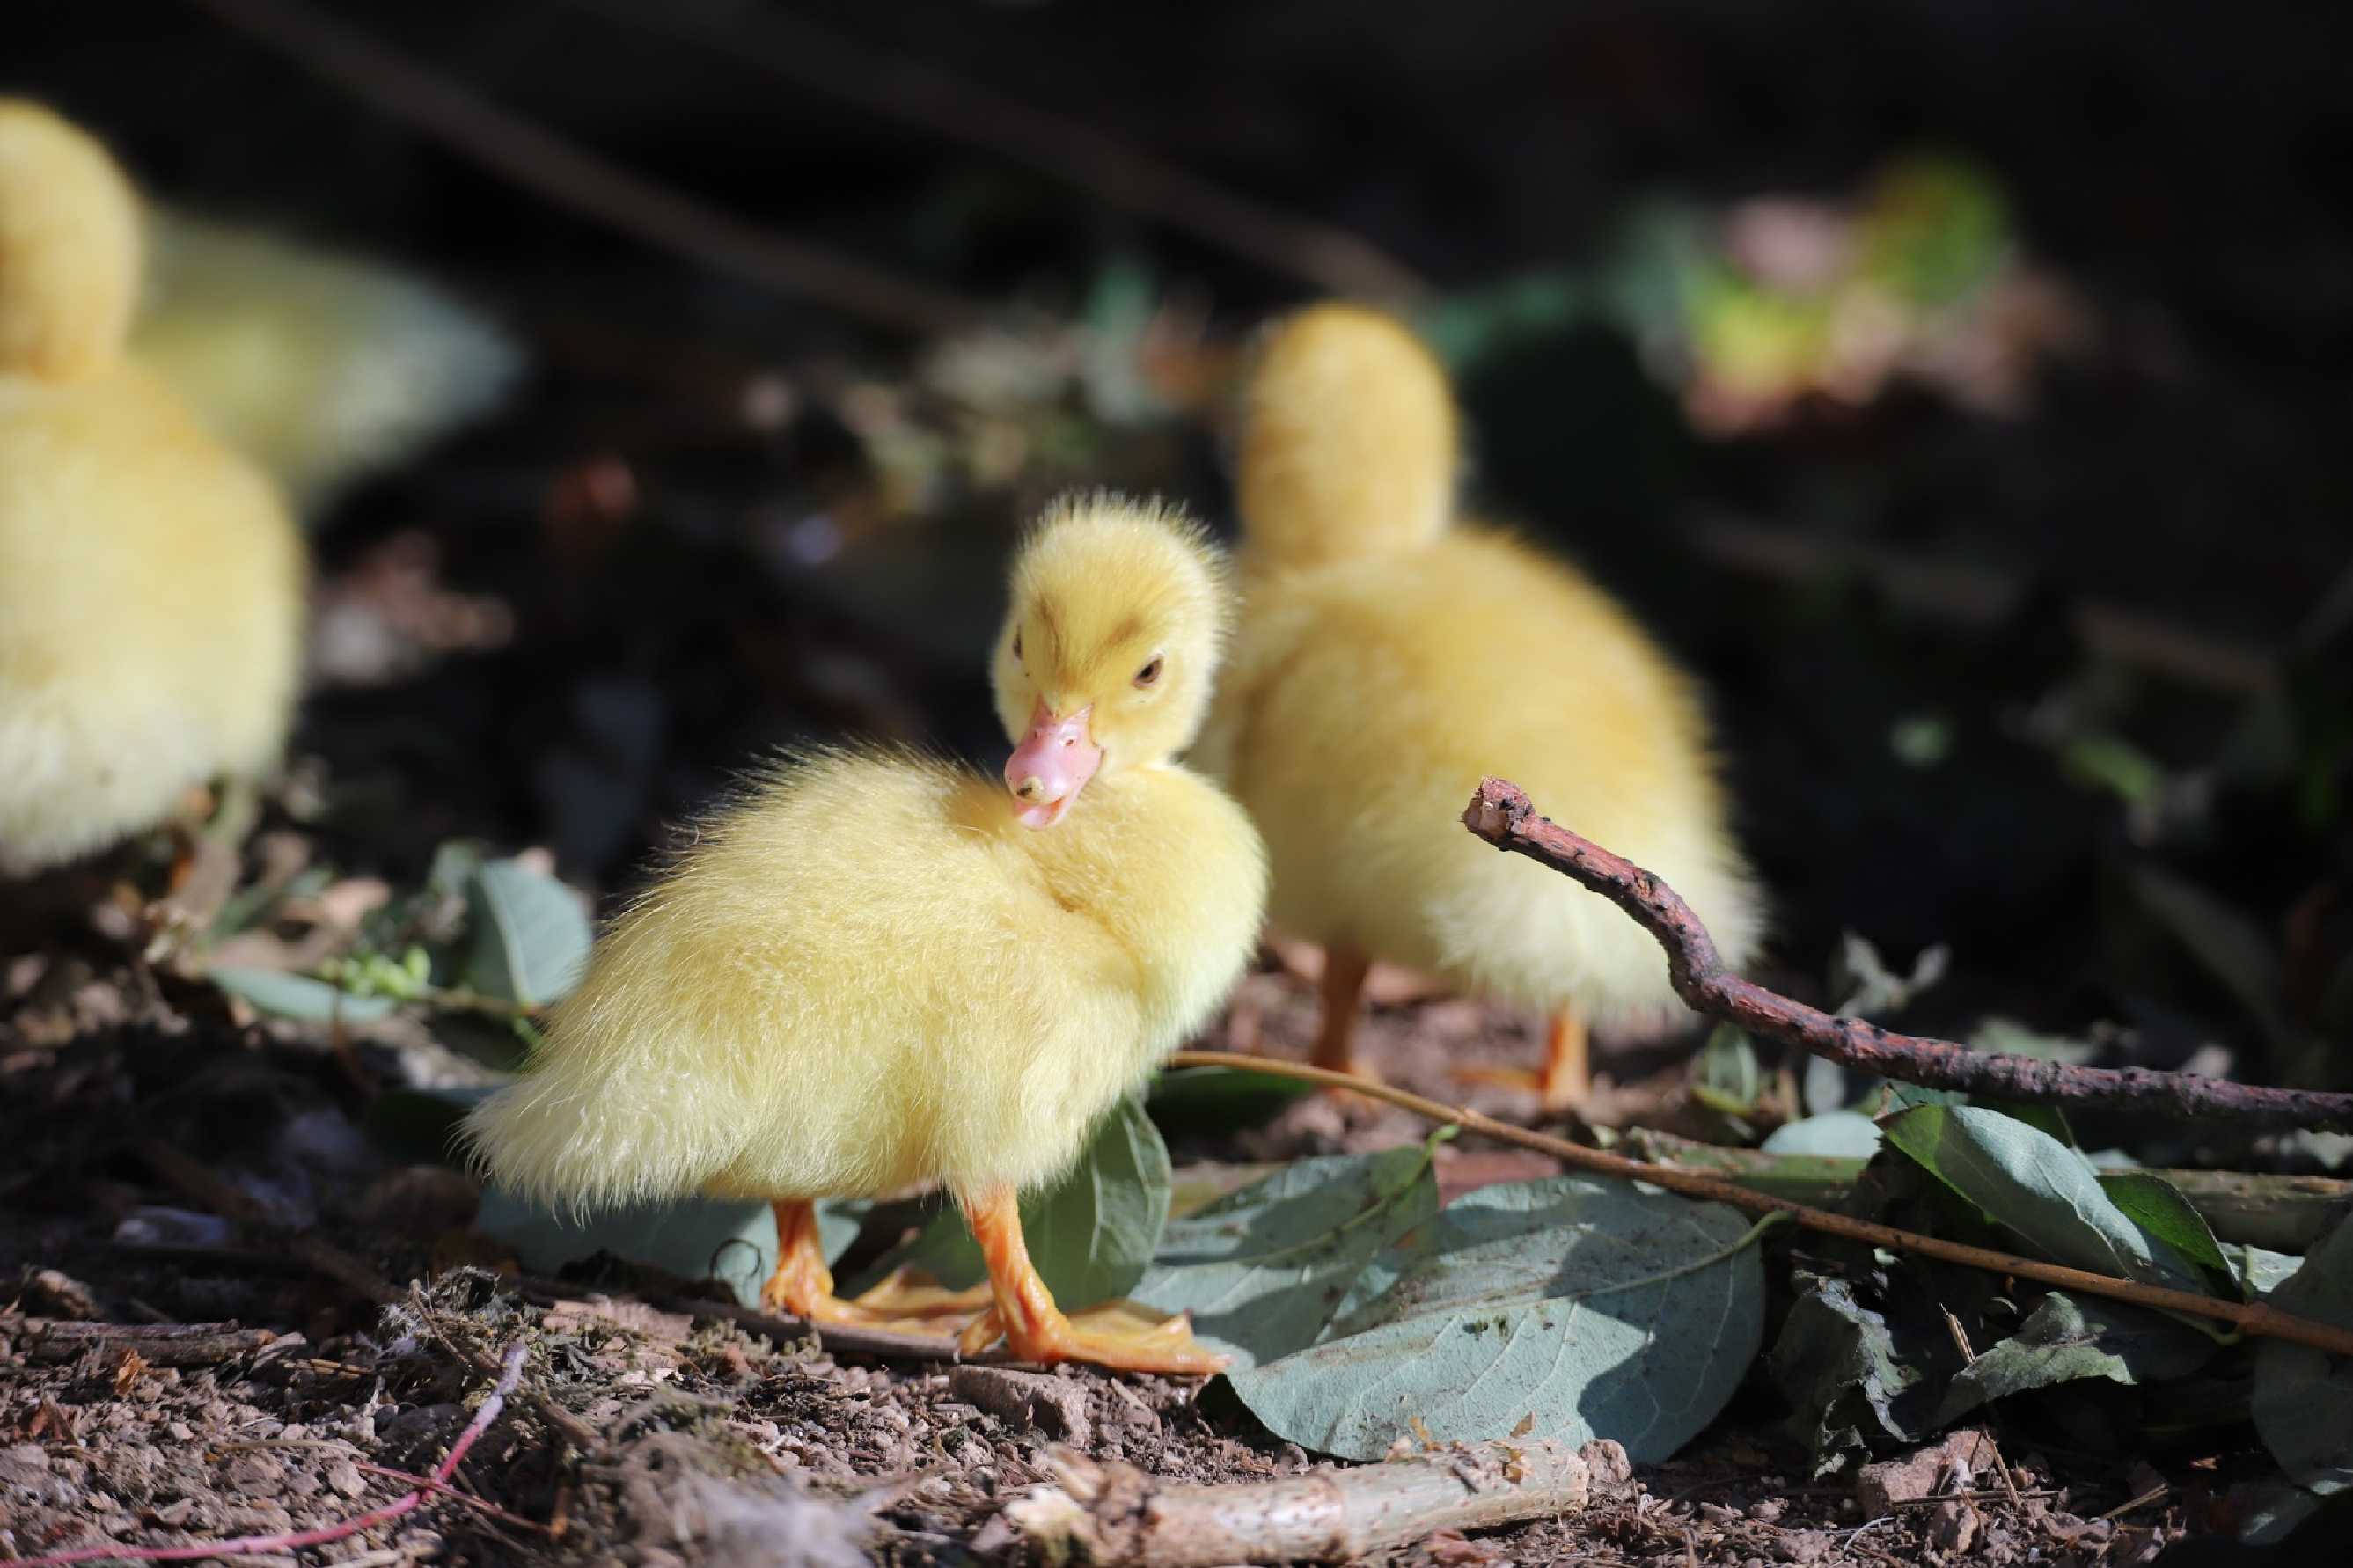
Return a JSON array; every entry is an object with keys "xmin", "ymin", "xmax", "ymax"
[
  {"xmin": 2239, "ymin": 1246, "xmax": 2305, "ymax": 1296},
  {"xmin": 466, "ymin": 859, "xmax": 592, "ymax": 1007},
  {"xmin": 1886, "ymin": 1081, "xmax": 2073, "ymax": 1146},
  {"xmin": 209, "ymin": 965, "xmax": 397, "ymax": 1023},
  {"xmin": 1225, "ymin": 1176, "xmax": 1767, "ymax": 1463},
  {"xmin": 1145, "ymin": 1065, "xmax": 1317, "ymax": 1138},
  {"xmin": 1934, "ymin": 1293, "xmax": 2216, "ymax": 1425},
  {"xmin": 2255, "ymin": 1215, "xmax": 2353, "ymax": 1494},
  {"xmin": 1830, "ymin": 932, "xmax": 1949, "ymax": 1017},
  {"xmin": 1690, "ymin": 1024, "xmax": 1763, "ymax": 1117},
  {"xmin": 2098, "ymin": 1171, "xmax": 2239, "ymax": 1294},
  {"xmin": 1133, "ymin": 1144, "xmax": 1440, "ymax": 1369},
  {"xmin": 1763, "ymin": 1111, "xmax": 1883, "ymax": 1159},
  {"xmin": 1768, "ymin": 1275, "xmax": 1932, "ymax": 1470},
  {"xmin": 854, "ymin": 1094, "xmax": 1170, "ymax": 1307},
  {"xmin": 474, "ymin": 1188, "xmax": 864, "ymax": 1308},
  {"xmin": 1882, "ymin": 1104, "xmax": 2215, "ymax": 1296}
]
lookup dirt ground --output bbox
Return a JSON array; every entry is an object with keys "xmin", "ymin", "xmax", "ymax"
[
  {"xmin": 7, "ymin": 5, "xmax": 2350, "ymax": 1562},
  {"xmin": 2, "ymin": 949, "xmax": 2243, "ymax": 1566}
]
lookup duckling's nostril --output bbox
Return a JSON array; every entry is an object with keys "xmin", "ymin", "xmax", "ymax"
[
  {"xmin": 1015, "ymin": 777, "xmax": 1044, "ymax": 801},
  {"xmin": 1060, "ymin": 734, "xmax": 1077, "ymax": 748}
]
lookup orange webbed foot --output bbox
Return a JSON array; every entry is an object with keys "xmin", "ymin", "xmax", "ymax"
[
  {"xmin": 760, "ymin": 1199, "xmax": 985, "ymax": 1337},
  {"xmin": 960, "ymin": 1300, "xmax": 1228, "ymax": 1375}
]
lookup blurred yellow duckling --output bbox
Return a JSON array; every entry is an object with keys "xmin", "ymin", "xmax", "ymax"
[
  {"xmin": 1195, "ymin": 304, "xmax": 1763, "ymax": 1110},
  {"xmin": 465, "ymin": 494, "xmax": 1266, "ymax": 1373},
  {"xmin": 0, "ymin": 100, "xmax": 304, "ymax": 874},
  {"xmin": 133, "ymin": 207, "xmax": 519, "ymax": 515}
]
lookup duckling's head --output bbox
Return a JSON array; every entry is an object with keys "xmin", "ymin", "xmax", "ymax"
[
  {"xmin": 1237, "ymin": 302, "xmax": 1458, "ymax": 571},
  {"xmin": 0, "ymin": 99, "xmax": 143, "ymax": 382},
  {"xmin": 994, "ymin": 493, "xmax": 1228, "ymax": 827}
]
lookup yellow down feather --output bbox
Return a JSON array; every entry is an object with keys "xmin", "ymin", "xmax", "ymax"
[
  {"xmin": 464, "ymin": 495, "xmax": 1268, "ymax": 1213},
  {"xmin": 132, "ymin": 207, "xmax": 520, "ymax": 513},
  {"xmin": 1198, "ymin": 304, "xmax": 1763, "ymax": 1029},
  {"xmin": 0, "ymin": 100, "xmax": 304, "ymax": 873}
]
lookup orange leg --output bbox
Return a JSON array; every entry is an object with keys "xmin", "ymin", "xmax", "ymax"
[
  {"xmin": 1455, "ymin": 1009, "xmax": 1589, "ymax": 1112},
  {"xmin": 955, "ymin": 1186, "xmax": 1224, "ymax": 1374},
  {"xmin": 759, "ymin": 1200, "xmax": 986, "ymax": 1328},
  {"xmin": 1538, "ymin": 1010, "xmax": 1589, "ymax": 1112},
  {"xmin": 1311, "ymin": 943, "xmax": 1376, "ymax": 1085}
]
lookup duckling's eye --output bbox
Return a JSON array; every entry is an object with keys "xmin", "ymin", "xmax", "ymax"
[
  {"xmin": 1011, "ymin": 631, "xmax": 1023, "ymax": 663},
  {"xmin": 1133, "ymin": 656, "xmax": 1164, "ymax": 688}
]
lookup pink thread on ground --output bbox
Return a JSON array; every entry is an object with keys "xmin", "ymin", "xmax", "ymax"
[{"xmin": 12, "ymin": 1340, "xmax": 531, "ymax": 1567}]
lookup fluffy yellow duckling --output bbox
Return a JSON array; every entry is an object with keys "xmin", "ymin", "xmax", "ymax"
[
  {"xmin": 1196, "ymin": 304, "xmax": 1763, "ymax": 1109},
  {"xmin": 133, "ymin": 207, "xmax": 519, "ymax": 515},
  {"xmin": 465, "ymin": 495, "xmax": 1267, "ymax": 1373},
  {"xmin": 0, "ymin": 100, "xmax": 304, "ymax": 874}
]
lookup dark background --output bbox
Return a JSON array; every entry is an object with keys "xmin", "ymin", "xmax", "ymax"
[{"xmin": 15, "ymin": 0, "xmax": 2353, "ymax": 1091}]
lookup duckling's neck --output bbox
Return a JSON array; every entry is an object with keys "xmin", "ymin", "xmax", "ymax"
[{"xmin": 983, "ymin": 762, "xmax": 1260, "ymax": 1036}]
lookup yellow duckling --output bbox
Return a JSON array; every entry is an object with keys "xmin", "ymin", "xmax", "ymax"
[
  {"xmin": 465, "ymin": 495, "xmax": 1267, "ymax": 1373},
  {"xmin": 132, "ymin": 207, "xmax": 519, "ymax": 515},
  {"xmin": 1196, "ymin": 304, "xmax": 1763, "ymax": 1109},
  {"xmin": 0, "ymin": 100, "xmax": 304, "ymax": 874}
]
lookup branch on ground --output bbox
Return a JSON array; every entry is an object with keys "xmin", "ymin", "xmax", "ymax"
[
  {"xmin": 1167, "ymin": 1051, "xmax": 2353, "ymax": 1357},
  {"xmin": 993, "ymin": 1437, "xmax": 1608, "ymax": 1567},
  {"xmin": 1462, "ymin": 777, "xmax": 2353, "ymax": 1132}
]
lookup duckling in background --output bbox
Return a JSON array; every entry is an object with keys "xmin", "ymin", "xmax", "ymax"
[
  {"xmin": 465, "ymin": 495, "xmax": 1266, "ymax": 1373},
  {"xmin": 0, "ymin": 100, "xmax": 304, "ymax": 874},
  {"xmin": 132, "ymin": 207, "xmax": 520, "ymax": 515},
  {"xmin": 1195, "ymin": 304, "xmax": 1763, "ymax": 1110}
]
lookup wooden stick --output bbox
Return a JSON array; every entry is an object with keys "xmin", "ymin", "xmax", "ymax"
[
  {"xmin": 180, "ymin": 0, "xmax": 980, "ymax": 337},
  {"xmin": 1620, "ymin": 1130, "xmax": 2353, "ymax": 1254},
  {"xmin": 1462, "ymin": 778, "xmax": 2353, "ymax": 1132},
  {"xmin": 1165, "ymin": 1051, "xmax": 2353, "ymax": 1357},
  {"xmin": 1001, "ymin": 1440, "xmax": 1593, "ymax": 1566},
  {"xmin": 11, "ymin": 1318, "xmax": 278, "ymax": 1367}
]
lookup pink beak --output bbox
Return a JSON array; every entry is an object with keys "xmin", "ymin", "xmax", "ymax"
[{"xmin": 1004, "ymin": 701, "xmax": 1102, "ymax": 828}]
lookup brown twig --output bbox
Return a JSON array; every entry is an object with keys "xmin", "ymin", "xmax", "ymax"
[
  {"xmin": 1462, "ymin": 777, "xmax": 2353, "ymax": 1132},
  {"xmin": 1164, "ymin": 1051, "xmax": 2353, "ymax": 1357},
  {"xmin": 2096, "ymin": 1484, "xmax": 2170, "ymax": 1524},
  {"xmin": 13, "ymin": 1341, "xmax": 527, "ymax": 1567},
  {"xmin": 1000, "ymin": 1440, "xmax": 1594, "ymax": 1566},
  {"xmin": 563, "ymin": 0, "xmax": 1429, "ymax": 304},
  {"xmin": 179, "ymin": 0, "xmax": 980, "ymax": 337},
  {"xmin": 1616, "ymin": 1131, "xmax": 2353, "ymax": 1253},
  {"xmin": 11, "ymin": 1317, "xmax": 277, "ymax": 1367}
]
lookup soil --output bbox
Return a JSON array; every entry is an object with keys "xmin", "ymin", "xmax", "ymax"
[{"xmin": 0, "ymin": 946, "xmax": 2251, "ymax": 1565}]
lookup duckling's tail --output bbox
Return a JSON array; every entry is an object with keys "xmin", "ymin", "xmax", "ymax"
[
  {"xmin": 458, "ymin": 1042, "xmax": 754, "ymax": 1217},
  {"xmin": 132, "ymin": 208, "xmax": 520, "ymax": 514},
  {"xmin": 1236, "ymin": 302, "xmax": 1459, "ymax": 570}
]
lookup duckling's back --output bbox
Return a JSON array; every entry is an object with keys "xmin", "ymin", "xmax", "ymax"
[
  {"xmin": 1205, "ymin": 304, "xmax": 1762, "ymax": 1023},
  {"xmin": 0, "ymin": 358, "xmax": 304, "ymax": 869},
  {"xmin": 463, "ymin": 750, "xmax": 1259, "ymax": 1213},
  {"xmin": 1221, "ymin": 528, "xmax": 1759, "ymax": 1019}
]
